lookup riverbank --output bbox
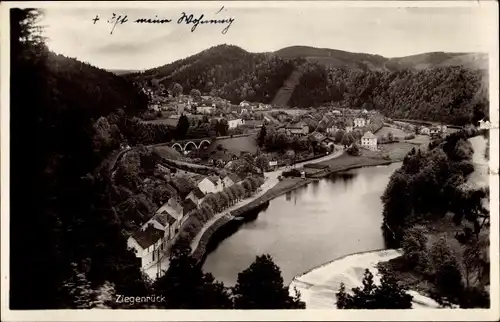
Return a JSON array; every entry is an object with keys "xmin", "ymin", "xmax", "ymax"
[
  {"xmin": 192, "ymin": 157, "xmax": 402, "ymax": 267},
  {"xmin": 288, "ymin": 249, "xmax": 441, "ymax": 309}
]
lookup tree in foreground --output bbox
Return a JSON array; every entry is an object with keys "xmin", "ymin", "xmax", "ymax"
[
  {"xmin": 336, "ymin": 269, "xmax": 413, "ymax": 309},
  {"xmin": 232, "ymin": 254, "xmax": 306, "ymax": 309},
  {"xmin": 153, "ymin": 246, "xmax": 232, "ymax": 309}
]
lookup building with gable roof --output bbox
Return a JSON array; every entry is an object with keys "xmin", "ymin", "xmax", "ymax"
[{"xmin": 361, "ymin": 131, "xmax": 378, "ymax": 150}]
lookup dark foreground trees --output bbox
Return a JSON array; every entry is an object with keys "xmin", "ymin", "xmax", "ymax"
[
  {"xmin": 336, "ymin": 269, "xmax": 413, "ymax": 309},
  {"xmin": 154, "ymin": 250, "xmax": 306, "ymax": 309},
  {"xmin": 233, "ymin": 254, "xmax": 306, "ymax": 309}
]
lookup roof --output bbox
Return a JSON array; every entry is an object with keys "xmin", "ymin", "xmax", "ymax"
[
  {"xmin": 131, "ymin": 225, "xmax": 164, "ymax": 249},
  {"xmin": 167, "ymin": 213, "xmax": 177, "ymax": 225},
  {"xmin": 190, "ymin": 187, "xmax": 206, "ymax": 198},
  {"xmin": 151, "ymin": 213, "xmax": 169, "ymax": 226},
  {"xmin": 182, "ymin": 199, "xmax": 197, "ymax": 215},
  {"xmin": 362, "ymin": 131, "xmax": 377, "ymax": 139},
  {"xmin": 207, "ymin": 175, "xmax": 221, "ymax": 185},
  {"xmin": 309, "ymin": 131, "xmax": 326, "ymax": 142}
]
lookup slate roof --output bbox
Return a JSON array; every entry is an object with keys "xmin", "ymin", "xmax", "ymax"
[
  {"xmin": 166, "ymin": 213, "xmax": 177, "ymax": 225},
  {"xmin": 182, "ymin": 199, "xmax": 197, "ymax": 215},
  {"xmin": 362, "ymin": 131, "xmax": 377, "ymax": 139},
  {"xmin": 152, "ymin": 213, "xmax": 169, "ymax": 226},
  {"xmin": 131, "ymin": 225, "xmax": 164, "ymax": 249},
  {"xmin": 207, "ymin": 175, "xmax": 221, "ymax": 185},
  {"xmin": 190, "ymin": 187, "xmax": 205, "ymax": 199}
]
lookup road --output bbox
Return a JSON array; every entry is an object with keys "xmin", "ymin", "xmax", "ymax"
[
  {"xmin": 189, "ymin": 147, "xmax": 345, "ymax": 256},
  {"xmin": 144, "ymin": 147, "xmax": 345, "ymax": 280}
]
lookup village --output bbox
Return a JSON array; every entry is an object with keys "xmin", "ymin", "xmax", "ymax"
[{"xmin": 125, "ymin": 85, "xmax": 454, "ymax": 280}]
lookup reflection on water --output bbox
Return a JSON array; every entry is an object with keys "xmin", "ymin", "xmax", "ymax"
[{"xmin": 203, "ymin": 162, "xmax": 402, "ymax": 286}]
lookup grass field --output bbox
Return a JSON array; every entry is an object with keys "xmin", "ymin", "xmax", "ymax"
[
  {"xmin": 403, "ymin": 134, "xmax": 431, "ymax": 147},
  {"xmin": 213, "ymin": 134, "xmax": 259, "ymax": 155},
  {"xmin": 376, "ymin": 126, "xmax": 411, "ymax": 139},
  {"xmin": 356, "ymin": 141, "xmax": 418, "ymax": 161}
]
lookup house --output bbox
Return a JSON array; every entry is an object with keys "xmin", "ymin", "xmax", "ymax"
[
  {"xmin": 186, "ymin": 187, "xmax": 205, "ymax": 205},
  {"xmin": 478, "ymin": 119, "xmax": 491, "ymax": 130},
  {"xmin": 239, "ymin": 100, "xmax": 250, "ymax": 108},
  {"xmin": 182, "ymin": 199, "xmax": 197, "ymax": 218},
  {"xmin": 198, "ymin": 105, "xmax": 214, "ymax": 114},
  {"xmin": 227, "ymin": 117, "xmax": 244, "ymax": 129},
  {"xmin": 241, "ymin": 108, "xmax": 248, "ymax": 114},
  {"xmin": 354, "ymin": 118, "xmax": 366, "ymax": 128},
  {"xmin": 268, "ymin": 160, "xmax": 278, "ymax": 170},
  {"xmin": 286, "ymin": 122, "xmax": 309, "ymax": 136},
  {"xmin": 309, "ymin": 131, "xmax": 335, "ymax": 150},
  {"xmin": 326, "ymin": 124, "xmax": 339, "ymax": 134},
  {"xmin": 222, "ymin": 173, "xmax": 241, "ymax": 188},
  {"xmin": 361, "ymin": 131, "xmax": 378, "ymax": 150},
  {"xmin": 157, "ymin": 198, "xmax": 184, "ymax": 224},
  {"xmin": 420, "ymin": 126, "xmax": 430, "ymax": 135},
  {"xmin": 197, "ymin": 176, "xmax": 222, "ymax": 194},
  {"xmin": 244, "ymin": 120, "xmax": 264, "ymax": 129},
  {"xmin": 127, "ymin": 224, "xmax": 165, "ymax": 270},
  {"xmin": 331, "ymin": 110, "xmax": 342, "ymax": 116},
  {"xmin": 167, "ymin": 197, "xmax": 183, "ymax": 217},
  {"xmin": 208, "ymin": 175, "xmax": 223, "ymax": 192},
  {"xmin": 345, "ymin": 119, "xmax": 354, "ymax": 133}
]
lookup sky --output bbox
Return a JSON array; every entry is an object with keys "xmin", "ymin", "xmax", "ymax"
[{"xmin": 37, "ymin": 2, "xmax": 496, "ymax": 71}]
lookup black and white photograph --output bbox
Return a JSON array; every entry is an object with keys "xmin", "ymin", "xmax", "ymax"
[{"xmin": 1, "ymin": 1, "xmax": 499, "ymax": 321}]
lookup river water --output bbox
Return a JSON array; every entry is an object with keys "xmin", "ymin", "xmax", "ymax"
[{"xmin": 203, "ymin": 162, "xmax": 402, "ymax": 286}]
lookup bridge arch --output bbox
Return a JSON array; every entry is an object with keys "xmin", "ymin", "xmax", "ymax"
[
  {"xmin": 198, "ymin": 140, "xmax": 211, "ymax": 149},
  {"xmin": 184, "ymin": 141, "xmax": 198, "ymax": 151},
  {"xmin": 171, "ymin": 143, "xmax": 183, "ymax": 152}
]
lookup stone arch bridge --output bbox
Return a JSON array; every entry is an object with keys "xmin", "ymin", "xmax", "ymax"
[{"xmin": 169, "ymin": 138, "xmax": 212, "ymax": 152}]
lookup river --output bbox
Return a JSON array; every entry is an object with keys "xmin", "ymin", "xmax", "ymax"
[{"xmin": 203, "ymin": 162, "xmax": 402, "ymax": 286}]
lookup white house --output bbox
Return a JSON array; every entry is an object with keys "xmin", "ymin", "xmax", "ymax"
[
  {"xmin": 345, "ymin": 126, "xmax": 353, "ymax": 133},
  {"xmin": 326, "ymin": 125, "xmax": 339, "ymax": 134},
  {"xmin": 186, "ymin": 187, "xmax": 206, "ymax": 205},
  {"xmin": 228, "ymin": 118, "xmax": 244, "ymax": 129},
  {"xmin": 354, "ymin": 118, "xmax": 366, "ymax": 128},
  {"xmin": 222, "ymin": 173, "xmax": 241, "ymax": 188},
  {"xmin": 239, "ymin": 100, "xmax": 250, "ymax": 108},
  {"xmin": 156, "ymin": 198, "xmax": 184, "ymax": 223},
  {"xmin": 197, "ymin": 176, "xmax": 223, "ymax": 194},
  {"xmin": 361, "ymin": 131, "xmax": 378, "ymax": 150},
  {"xmin": 198, "ymin": 105, "xmax": 214, "ymax": 114},
  {"xmin": 240, "ymin": 108, "xmax": 248, "ymax": 114},
  {"xmin": 420, "ymin": 126, "xmax": 430, "ymax": 135},
  {"xmin": 479, "ymin": 119, "xmax": 491, "ymax": 130},
  {"xmin": 127, "ymin": 224, "xmax": 165, "ymax": 270}
]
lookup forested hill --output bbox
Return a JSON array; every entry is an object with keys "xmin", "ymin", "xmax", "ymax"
[
  {"xmin": 46, "ymin": 52, "xmax": 148, "ymax": 123},
  {"xmin": 127, "ymin": 44, "xmax": 306, "ymax": 104},
  {"xmin": 274, "ymin": 46, "xmax": 488, "ymax": 71},
  {"xmin": 129, "ymin": 44, "xmax": 488, "ymax": 125},
  {"xmin": 290, "ymin": 63, "xmax": 488, "ymax": 125},
  {"xmin": 11, "ymin": 8, "xmax": 150, "ymax": 309}
]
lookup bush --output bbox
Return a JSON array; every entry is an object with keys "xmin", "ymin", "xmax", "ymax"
[
  {"xmin": 401, "ymin": 226, "xmax": 428, "ymax": 270},
  {"xmin": 346, "ymin": 143, "xmax": 361, "ymax": 156}
]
